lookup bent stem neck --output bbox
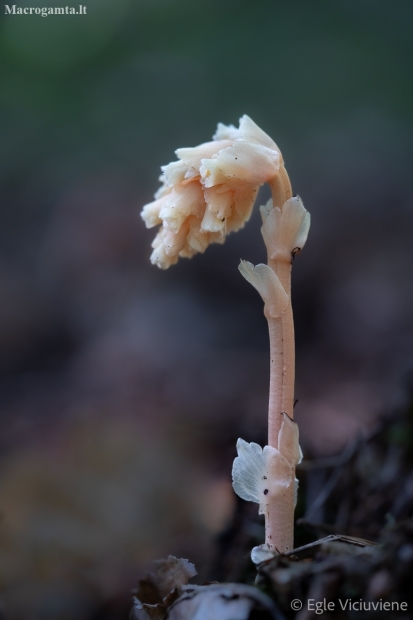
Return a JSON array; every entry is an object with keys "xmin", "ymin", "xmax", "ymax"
[{"xmin": 269, "ymin": 165, "xmax": 292, "ymax": 209}]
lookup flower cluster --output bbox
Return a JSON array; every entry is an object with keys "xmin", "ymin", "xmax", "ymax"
[{"xmin": 141, "ymin": 115, "xmax": 283, "ymax": 269}]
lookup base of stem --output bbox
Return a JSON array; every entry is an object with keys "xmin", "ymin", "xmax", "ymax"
[{"xmin": 265, "ymin": 482, "xmax": 295, "ymax": 553}]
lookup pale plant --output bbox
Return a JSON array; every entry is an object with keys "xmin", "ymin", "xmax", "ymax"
[{"xmin": 141, "ymin": 116, "xmax": 310, "ymax": 555}]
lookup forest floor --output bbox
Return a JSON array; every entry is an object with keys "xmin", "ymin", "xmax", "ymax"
[{"xmin": 130, "ymin": 376, "xmax": 413, "ymax": 619}]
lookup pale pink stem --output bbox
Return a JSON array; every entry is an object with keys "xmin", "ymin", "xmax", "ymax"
[
  {"xmin": 267, "ymin": 315, "xmax": 284, "ymax": 448},
  {"xmin": 273, "ymin": 261, "xmax": 295, "ymax": 422},
  {"xmin": 264, "ymin": 173, "xmax": 296, "ymax": 553},
  {"xmin": 265, "ymin": 484, "xmax": 295, "ymax": 553}
]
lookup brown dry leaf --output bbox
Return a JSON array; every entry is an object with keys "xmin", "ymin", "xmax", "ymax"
[
  {"xmin": 141, "ymin": 556, "xmax": 197, "ymax": 600},
  {"xmin": 131, "ymin": 556, "xmax": 197, "ymax": 620}
]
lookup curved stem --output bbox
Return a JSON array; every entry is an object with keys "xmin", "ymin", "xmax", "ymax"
[{"xmin": 268, "ymin": 165, "xmax": 292, "ymax": 208}]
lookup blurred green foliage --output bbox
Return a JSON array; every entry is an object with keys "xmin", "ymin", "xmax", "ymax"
[{"xmin": 1, "ymin": 0, "xmax": 412, "ymax": 205}]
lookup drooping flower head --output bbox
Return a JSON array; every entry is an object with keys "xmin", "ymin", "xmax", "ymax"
[{"xmin": 141, "ymin": 115, "xmax": 285, "ymax": 269}]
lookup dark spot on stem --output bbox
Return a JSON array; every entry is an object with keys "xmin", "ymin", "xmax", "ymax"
[{"xmin": 264, "ymin": 489, "xmax": 269, "ymax": 495}]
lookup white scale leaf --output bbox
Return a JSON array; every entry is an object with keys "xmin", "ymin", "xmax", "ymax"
[{"xmin": 232, "ymin": 414, "xmax": 302, "ymax": 513}]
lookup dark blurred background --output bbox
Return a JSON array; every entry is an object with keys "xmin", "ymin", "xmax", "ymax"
[{"xmin": 0, "ymin": 0, "xmax": 412, "ymax": 617}]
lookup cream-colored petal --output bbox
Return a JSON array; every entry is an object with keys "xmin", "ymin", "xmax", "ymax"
[
  {"xmin": 163, "ymin": 221, "xmax": 189, "ymax": 256},
  {"xmin": 159, "ymin": 201, "xmax": 190, "ymax": 233},
  {"xmin": 204, "ymin": 186, "xmax": 233, "ymax": 219},
  {"xmin": 154, "ymin": 179, "xmax": 173, "ymax": 199},
  {"xmin": 213, "ymin": 122, "xmax": 240, "ymax": 141},
  {"xmin": 277, "ymin": 412, "xmax": 301, "ymax": 467},
  {"xmin": 183, "ymin": 169, "xmax": 200, "ymax": 181},
  {"xmin": 200, "ymin": 209, "xmax": 225, "ymax": 233},
  {"xmin": 225, "ymin": 210, "xmax": 248, "ymax": 233},
  {"xmin": 160, "ymin": 183, "xmax": 204, "ymax": 232},
  {"xmin": 261, "ymin": 196, "xmax": 310, "ymax": 263},
  {"xmin": 209, "ymin": 231, "xmax": 226, "ymax": 245},
  {"xmin": 179, "ymin": 244, "xmax": 197, "ymax": 259},
  {"xmin": 238, "ymin": 261, "xmax": 289, "ymax": 318},
  {"xmin": 176, "ymin": 140, "xmax": 232, "ymax": 167},
  {"xmin": 187, "ymin": 216, "xmax": 210, "ymax": 253},
  {"xmin": 161, "ymin": 160, "xmax": 188, "ymax": 186},
  {"xmin": 214, "ymin": 183, "xmax": 233, "ymax": 193},
  {"xmin": 141, "ymin": 197, "xmax": 165, "ymax": 228},
  {"xmin": 149, "ymin": 248, "xmax": 178, "ymax": 269},
  {"xmin": 238, "ymin": 114, "xmax": 279, "ymax": 151},
  {"xmin": 150, "ymin": 221, "xmax": 189, "ymax": 269},
  {"xmin": 154, "ymin": 188, "xmax": 170, "ymax": 201},
  {"xmin": 150, "ymin": 230, "xmax": 179, "ymax": 269},
  {"xmin": 226, "ymin": 185, "xmax": 259, "ymax": 233},
  {"xmin": 200, "ymin": 142, "xmax": 280, "ymax": 188}
]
